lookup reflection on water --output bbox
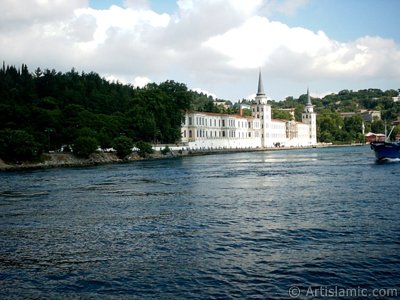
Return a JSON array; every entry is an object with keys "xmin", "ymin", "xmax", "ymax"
[{"xmin": 1, "ymin": 146, "xmax": 399, "ymax": 299}]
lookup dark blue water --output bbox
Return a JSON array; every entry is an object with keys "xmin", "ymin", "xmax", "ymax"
[{"xmin": 1, "ymin": 146, "xmax": 399, "ymax": 299}]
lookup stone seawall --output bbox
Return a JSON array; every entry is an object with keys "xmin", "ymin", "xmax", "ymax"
[
  {"xmin": 0, "ymin": 150, "xmax": 189, "ymax": 171},
  {"xmin": 0, "ymin": 144, "xmax": 359, "ymax": 171}
]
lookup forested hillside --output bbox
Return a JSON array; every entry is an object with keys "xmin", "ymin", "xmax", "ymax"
[
  {"xmin": 0, "ymin": 64, "xmax": 196, "ymax": 161},
  {"xmin": 267, "ymin": 88, "xmax": 400, "ymax": 144}
]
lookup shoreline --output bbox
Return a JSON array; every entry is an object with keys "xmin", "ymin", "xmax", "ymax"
[{"xmin": 0, "ymin": 144, "xmax": 366, "ymax": 172}]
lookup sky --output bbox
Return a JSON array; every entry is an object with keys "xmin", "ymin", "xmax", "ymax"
[{"xmin": 1, "ymin": 0, "xmax": 399, "ymax": 101}]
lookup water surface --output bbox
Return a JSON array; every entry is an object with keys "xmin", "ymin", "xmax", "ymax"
[{"xmin": 1, "ymin": 146, "xmax": 399, "ymax": 298}]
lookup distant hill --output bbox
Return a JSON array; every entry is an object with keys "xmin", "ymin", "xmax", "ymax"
[{"xmin": 270, "ymin": 88, "xmax": 400, "ymax": 144}]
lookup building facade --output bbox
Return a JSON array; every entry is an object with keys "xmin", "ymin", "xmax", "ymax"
[{"xmin": 181, "ymin": 72, "xmax": 317, "ymax": 149}]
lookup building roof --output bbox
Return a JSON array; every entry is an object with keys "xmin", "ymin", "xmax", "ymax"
[
  {"xmin": 186, "ymin": 110, "xmax": 251, "ymax": 119},
  {"xmin": 307, "ymin": 88, "xmax": 312, "ymax": 106},
  {"xmin": 256, "ymin": 70, "xmax": 266, "ymax": 96},
  {"xmin": 365, "ymin": 132, "xmax": 385, "ymax": 137}
]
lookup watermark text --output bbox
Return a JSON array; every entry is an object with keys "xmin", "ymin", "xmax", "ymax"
[{"xmin": 288, "ymin": 285, "xmax": 398, "ymax": 298}]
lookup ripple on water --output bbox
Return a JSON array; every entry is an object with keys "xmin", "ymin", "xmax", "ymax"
[{"xmin": 0, "ymin": 146, "xmax": 399, "ymax": 298}]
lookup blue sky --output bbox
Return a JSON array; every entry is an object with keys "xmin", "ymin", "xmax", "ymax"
[
  {"xmin": 272, "ymin": 0, "xmax": 400, "ymax": 42},
  {"xmin": 90, "ymin": 0, "xmax": 178, "ymax": 14},
  {"xmin": 1, "ymin": 0, "xmax": 399, "ymax": 101}
]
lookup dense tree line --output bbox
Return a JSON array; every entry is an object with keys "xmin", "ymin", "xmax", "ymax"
[{"xmin": 0, "ymin": 63, "xmax": 193, "ymax": 162}]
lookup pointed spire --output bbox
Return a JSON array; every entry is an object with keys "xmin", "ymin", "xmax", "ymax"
[
  {"xmin": 307, "ymin": 87, "xmax": 312, "ymax": 106},
  {"xmin": 257, "ymin": 69, "xmax": 265, "ymax": 96}
]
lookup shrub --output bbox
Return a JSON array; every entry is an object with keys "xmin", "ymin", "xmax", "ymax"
[
  {"xmin": 135, "ymin": 141, "xmax": 154, "ymax": 158},
  {"xmin": 0, "ymin": 129, "xmax": 42, "ymax": 162},
  {"xmin": 161, "ymin": 146, "xmax": 170, "ymax": 155},
  {"xmin": 73, "ymin": 136, "xmax": 98, "ymax": 158},
  {"xmin": 112, "ymin": 136, "xmax": 133, "ymax": 158}
]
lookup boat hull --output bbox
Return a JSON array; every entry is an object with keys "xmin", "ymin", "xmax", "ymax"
[{"xmin": 370, "ymin": 141, "xmax": 400, "ymax": 160}]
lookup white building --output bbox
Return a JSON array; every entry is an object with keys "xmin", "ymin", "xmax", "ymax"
[{"xmin": 181, "ymin": 72, "xmax": 317, "ymax": 149}]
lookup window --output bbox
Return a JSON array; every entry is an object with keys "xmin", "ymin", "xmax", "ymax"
[
  {"xmin": 189, "ymin": 130, "xmax": 192, "ymax": 138},
  {"xmin": 189, "ymin": 117, "xmax": 192, "ymax": 125}
]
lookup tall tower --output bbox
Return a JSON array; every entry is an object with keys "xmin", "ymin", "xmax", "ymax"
[
  {"xmin": 251, "ymin": 70, "xmax": 272, "ymax": 147},
  {"xmin": 302, "ymin": 88, "xmax": 317, "ymax": 145}
]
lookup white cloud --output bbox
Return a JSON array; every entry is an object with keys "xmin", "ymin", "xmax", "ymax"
[
  {"xmin": 0, "ymin": 0, "xmax": 399, "ymax": 101},
  {"xmin": 73, "ymin": 5, "xmax": 170, "ymax": 49},
  {"xmin": 245, "ymin": 93, "xmax": 272, "ymax": 101},
  {"xmin": 133, "ymin": 76, "xmax": 152, "ymax": 87},
  {"xmin": 203, "ymin": 16, "xmax": 332, "ymax": 69},
  {"xmin": 123, "ymin": 0, "xmax": 150, "ymax": 10},
  {"xmin": 310, "ymin": 90, "xmax": 335, "ymax": 99},
  {"xmin": 203, "ymin": 16, "xmax": 400, "ymax": 80},
  {"xmin": 192, "ymin": 88, "xmax": 217, "ymax": 99},
  {"xmin": 0, "ymin": 0, "xmax": 87, "ymax": 26},
  {"xmin": 177, "ymin": 0, "xmax": 263, "ymax": 17}
]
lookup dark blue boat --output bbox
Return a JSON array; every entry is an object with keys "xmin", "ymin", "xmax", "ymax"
[{"xmin": 370, "ymin": 141, "xmax": 400, "ymax": 160}]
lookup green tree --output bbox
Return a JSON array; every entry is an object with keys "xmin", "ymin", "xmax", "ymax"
[
  {"xmin": 73, "ymin": 136, "xmax": 98, "ymax": 158},
  {"xmin": 272, "ymin": 109, "xmax": 292, "ymax": 120},
  {"xmin": 112, "ymin": 136, "xmax": 133, "ymax": 158},
  {"xmin": 135, "ymin": 141, "xmax": 154, "ymax": 158},
  {"xmin": 317, "ymin": 110, "xmax": 344, "ymax": 143},
  {"xmin": 161, "ymin": 146, "xmax": 171, "ymax": 155},
  {"xmin": 344, "ymin": 115, "xmax": 364, "ymax": 141},
  {"xmin": 0, "ymin": 129, "xmax": 41, "ymax": 162},
  {"xmin": 391, "ymin": 125, "xmax": 400, "ymax": 141},
  {"xmin": 371, "ymin": 120, "xmax": 385, "ymax": 134}
]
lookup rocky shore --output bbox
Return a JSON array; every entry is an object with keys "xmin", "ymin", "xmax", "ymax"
[
  {"xmin": 0, "ymin": 148, "xmax": 257, "ymax": 171},
  {"xmin": 0, "ymin": 151, "xmax": 170, "ymax": 171},
  {"xmin": 0, "ymin": 144, "xmax": 362, "ymax": 171}
]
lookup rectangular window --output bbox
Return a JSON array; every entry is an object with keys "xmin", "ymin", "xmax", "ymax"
[{"xmin": 189, "ymin": 117, "xmax": 192, "ymax": 125}]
